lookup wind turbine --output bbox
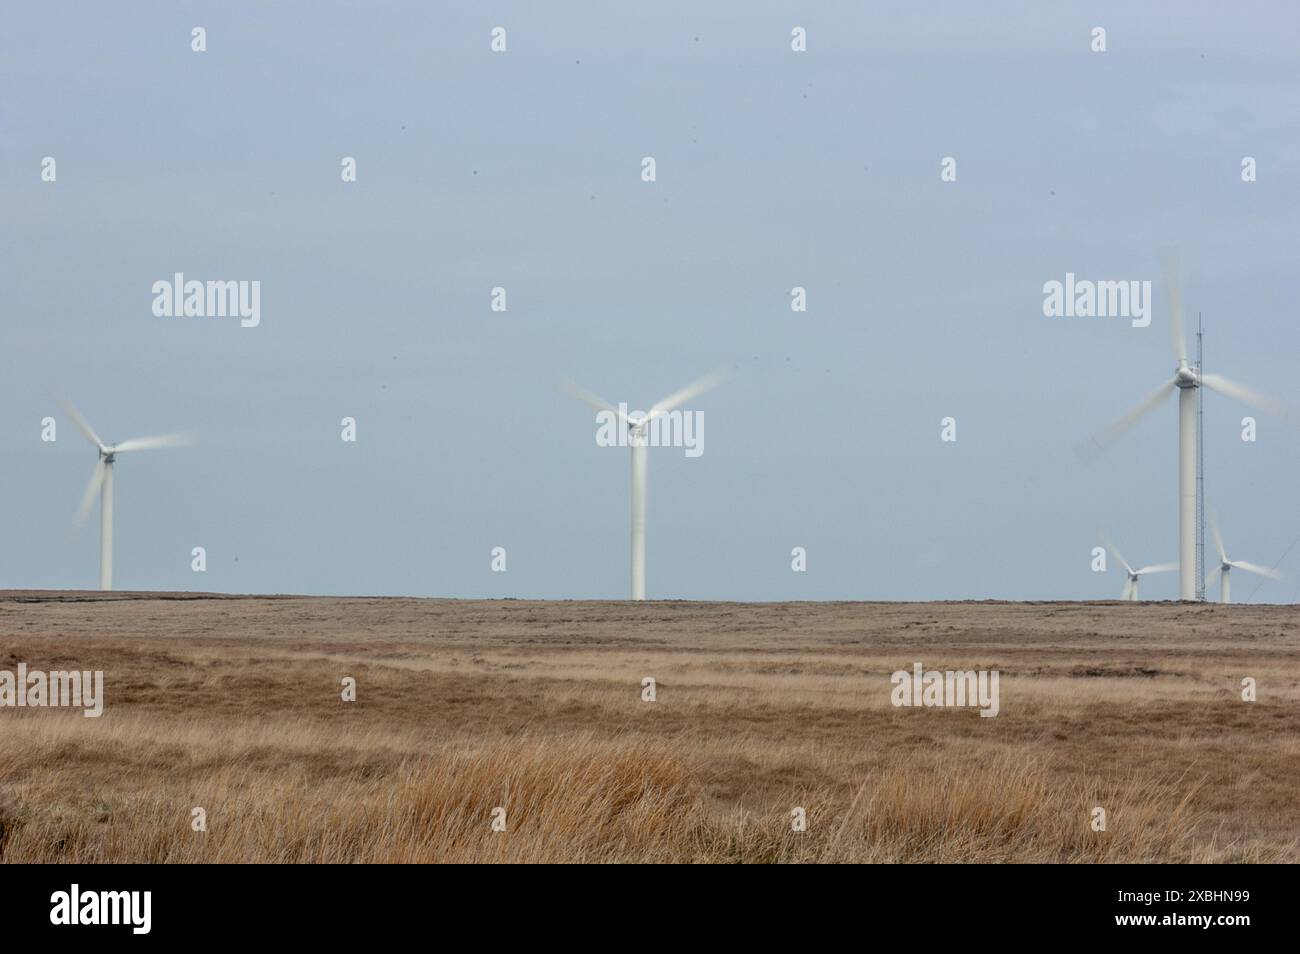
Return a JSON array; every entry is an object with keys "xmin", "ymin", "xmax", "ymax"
[
  {"xmin": 1206, "ymin": 511, "xmax": 1281, "ymax": 604},
  {"xmin": 1102, "ymin": 533, "xmax": 1176, "ymax": 601},
  {"xmin": 60, "ymin": 397, "xmax": 196, "ymax": 590},
  {"xmin": 561, "ymin": 369, "xmax": 726, "ymax": 600},
  {"xmin": 1080, "ymin": 260, "xmax": 1288, "ymax": 600}
]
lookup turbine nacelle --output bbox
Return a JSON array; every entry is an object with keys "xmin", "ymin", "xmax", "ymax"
[
  {"xmin": 625, "ymin": 418, "xmax": 650, "ymax": 447},
  {"xmin": 1174, "ymin": 361, "xmax": 1198, "ymax": 389}
]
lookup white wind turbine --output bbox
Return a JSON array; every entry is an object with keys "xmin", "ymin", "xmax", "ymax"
[
  {"xmin": 1206, "ymin": 511, "xmax": 1281, "ymax": 604},
  {"xmin": 1102, "ymin": 533, "xmax": 1176, "ymax": 601},
  {"xmin": 1080, "ymin": 260, "xmax": 1288, "ymax": 600},
  {"xmin": 60, "ymin": 397, "xmax": 196, "ymax": 591},
  {"xmin": 562, "ymin": 369, "xmax": 727, "ymax": 600}
]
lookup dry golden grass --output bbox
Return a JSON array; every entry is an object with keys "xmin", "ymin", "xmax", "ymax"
[{"xmin": 0, "ymin": 592, "xmax": 1296, "ymax": 862}]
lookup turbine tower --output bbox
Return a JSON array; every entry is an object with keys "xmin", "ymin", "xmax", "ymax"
[
  {"xmin": 562, "ymin": 369, "xmax": 726, "ymax": 600},
  {"xmin": 1102, "ymin": 533, "xmax": 1175, "ymax": 601},
  {"xmin": 1206, "ymin": 511, "xmax": 1281, "ymax": 604},
  {"xmin": 60, "ymin": 397, "xmax": 196, "ymax": 590},
  {"xmin": 1080, "ymin": 261, "xmax": 1286, "ymax": 600}
]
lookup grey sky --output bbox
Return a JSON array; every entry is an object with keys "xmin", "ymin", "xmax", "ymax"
[{"xmin": 3, "ymin": 2, "xmax": 1298, "ymax": 600}]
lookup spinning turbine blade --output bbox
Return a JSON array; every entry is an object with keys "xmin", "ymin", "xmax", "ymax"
[
  {"xmin": 1163, "ymin": 256, "xmax": 1188, "ymax": 362},
  {"xmin": 1135, "ymin": 562, "xmax": 1177, "ymax": 576},
  {"xmin": 59, "ymin": 397, "xmax": 105, "ymax": 450},
  {"xmin": 1230, "ymin": 560, "xmax": 1282, "ymax": 581},
  {"xmin": 1077, "ymin": 380, "xmax": 1176, "ymax": 458},
  {"xmin": 1205, "ymin": 564, "xmax": 1223, "ymax": 587},
  {"xmin": 647, "ymin": 367, "xmax": 728, "ymax": 421},
  {"xmin": 112, "ymin": 432, "xmax": 198, "ymax": 453},
  {"xmin": 1120, "ymin": 579, "xmax": 1134, "ymax": 600},
  {"xmin": 560, "ymin": 378, "xmax": 624, "ymax": 421},
  {"xmin": 75, "ymin": 459, "xmax": 106, "ymax": 525},
  {"xmin": 1101, "ymin": 532, "xmax": 1135, "ymax": 576},
  {"xmin": 1199, "ymin": 373, "xmax": 1291, "ymax": 419}
]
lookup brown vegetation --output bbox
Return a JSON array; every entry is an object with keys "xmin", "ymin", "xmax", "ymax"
[{"xmin": 0, "ymin": 593, "xmax": 1296, "ymax": 862}]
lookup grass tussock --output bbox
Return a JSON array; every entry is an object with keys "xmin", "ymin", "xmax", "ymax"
[{"xmin": 0, "ymin": 729, "xmax": 1257, "ymax": 863}]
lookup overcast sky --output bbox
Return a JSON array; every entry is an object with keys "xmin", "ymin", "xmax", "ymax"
[{"xmin": 3, "ymin": 2, "xmax": 1298, "ymax": 601}]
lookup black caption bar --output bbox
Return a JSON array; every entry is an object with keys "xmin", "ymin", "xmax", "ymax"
[{"xmin": 0, "ymin": 863, "xmax": 1284, "ymax": 941}]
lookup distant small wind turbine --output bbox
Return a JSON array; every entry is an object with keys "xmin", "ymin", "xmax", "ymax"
[
  {"xmin": 1206, "ymin": 511, "xmax": 1281, "ymax": 604},
  {"xmin": 561, "ymin": 369, "xmax": 727, "ymax": 600},
  {"xmin": 60, "ymin": 396, "xmax": 196, "ymax": 590},
  {"xmin": 1080, "ymin": 259, "xmax": 1288, "ymax": 599},
  {"xmin": 1102, "ymin": 533, "xmax": 1176, "ymax": 601}
]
